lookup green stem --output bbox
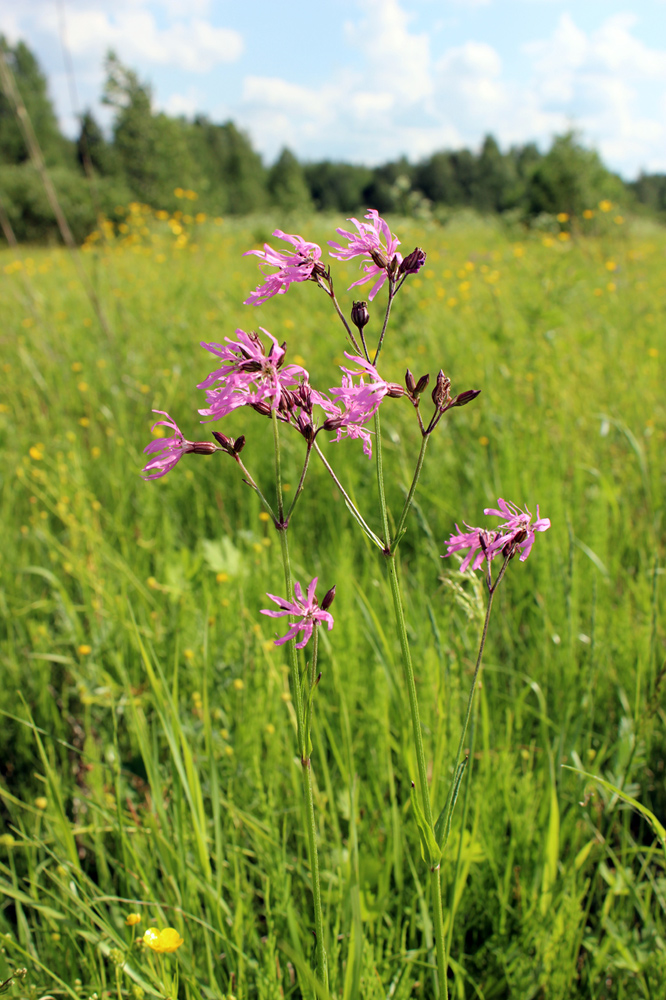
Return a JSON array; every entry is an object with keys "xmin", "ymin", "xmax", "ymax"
[
  {"xmin": 441, "ymin": 556, "xmax": 509, "ymax": 838},
  {"xmin": 286, "ymin": 440, "xmax": 313, "ymax": 524},
  {"xmin": 386, "ymin": 553, "xmax": 448, "ymax": 1000},
  {"xmin": 272, "ymin": 416, "xmax": 328, "ymax": 991},
  {"xmin": 313, "ymin": 440, "xmax": 385, "ymax": 549},
  {"xmin": 373, "ymin": 409, "xmax": 391, "ymax": 550},
  {"xmin": 393, "ymin": 432, "xmax": 431, "ymax": 549},
  {"xmin": 372, "ymin": 285, "xmax": 395, "ymax": 365}
]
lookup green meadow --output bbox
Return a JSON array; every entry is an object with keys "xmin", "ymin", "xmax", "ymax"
[{"xmin": 1, "ymin": 208, "xmax": 665, "ymax": 999}]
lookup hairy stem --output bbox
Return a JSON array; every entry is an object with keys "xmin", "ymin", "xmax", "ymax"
[{"xmin": 372, "ymin": 285, "xmax": 395, "ymax": 365}]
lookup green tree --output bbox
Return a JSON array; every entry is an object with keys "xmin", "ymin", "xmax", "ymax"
[
  {"xmin": 0, "ymin": 37, "xmax": 72, "ymax": 166},
  {"xmin": 526, "ymin": 132, "xmax": 625, "ymax": 217},
  {"xmin": 102, "ymin": 51, "xmax": 159, "ymax": 202},
  {"xmin": 268, "ymin": 147, "xmax": 312, "ymax": 213},
  {"xmin": 191, "ymin": 116, "xmax": 267, "ymax": 214},
  {"xmin": 304, "ymin": 161, "xmax": 372, "ymax": 212}
]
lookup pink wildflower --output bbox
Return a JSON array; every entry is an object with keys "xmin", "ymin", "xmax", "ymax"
[
  {"xmin": 198, "ymin": 328, "xmax": 308, "ymax": 421},
  {"xmin": 328, "ymin": 209, "xmax": 402, "ymax": 300},
  {"xmin": 320, "ymin": 353, "xmax": 402, "ymax": 459},
  {"xmin": 244, "ymin": 230, "xmax": 324, "ymax": 305},
  {"xmin": 261, "ymin": 577, "xmax": 335, "ymax": 649},
  {"xmin": 443, "ymin": 498, "xmax": 550, "ymax": 571},
  {"xmin": 141, "ymin": 411, "xmax": 215, "ymax": 480},
  {"xmin": 483, "ymin": 498, "xmax": 551, "ymax": 562}
]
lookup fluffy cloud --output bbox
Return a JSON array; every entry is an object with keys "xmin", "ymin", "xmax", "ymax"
[{"xmin": 236, "ymin": 5, "xmax": 666, "ymax": 175}]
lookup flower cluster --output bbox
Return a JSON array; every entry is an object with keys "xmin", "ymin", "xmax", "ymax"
[
  {"xmin": 244, "ymin": 230, "xmax": 325, "ymax": 306},
  {"xmin": 443, "ymin": 498, "xmax": 550, "ymax": 572},
  {"xmin": 319, "ymin": 354, "xmax": 403, "ymax": 458},
  {"xmin": 198, "ymin": 328, "xmax": 308, "ymax": 421},
  {"xmin": 261, "ymin": 577, "xmax": 335, "ymax": 649}
]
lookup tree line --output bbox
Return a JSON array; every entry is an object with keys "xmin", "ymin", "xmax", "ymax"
[{"xmin": 1, "ymin": 38, "xmax": 665, "ymax": 243}]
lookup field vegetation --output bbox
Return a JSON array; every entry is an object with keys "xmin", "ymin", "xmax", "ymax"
[{"xmin": 1, "ymin": 206, "xmax": 666, "ymax": 999}]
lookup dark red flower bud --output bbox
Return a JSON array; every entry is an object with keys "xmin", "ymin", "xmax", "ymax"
[
  {"xmin": 399, "ymin": 247, "xmax": 426, "ymax": 276},
  {"xmin": 233, "ymin": 435, "xmax": 246, "ymax": 454},
  {"xmin": 251, "ymin": 400, "xmax": 273, "ymax": 416},
  {"xmin": 212, "ymin": 431, "xmax": 234, "ymax": 451},
  {"xmin": 405, "ymin": 369, "xmax": 416, "ymax": 393},
  {"xmin": 321, "ymin": 585, "xmax": 336, "ymax": 610},
  {"xmin": 323, "ymin": 415, "xmax": 345, "ymax": 431},
  {"xmin": 415, "ymin": 373, "xmax": 430, "ymax": 395},
  {"xmin": 431, "ymin": 370, "xmax": 451, "ymax": 410},
  {"xmin": 370, "ymin": 249, "xmax": 389, "ymax": 269},
  {"xmin": 451, "ymin": 389, "xmax": 481, "ymax": 408},
  {"xmin": 351, "ymin": 301, "xmax": 370, "ymax": 330},
  {"xmin": 191, "ymin": 441, "xmax": 217, "ymax": 455},
  {"xmin": 386, "ymin": 383, "xmax": 404, "ymax": 398}
]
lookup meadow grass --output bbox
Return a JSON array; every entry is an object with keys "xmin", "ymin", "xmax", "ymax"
[{"xmin": 1, "ymin": 210, "xmax": 665, "ymax": 999}]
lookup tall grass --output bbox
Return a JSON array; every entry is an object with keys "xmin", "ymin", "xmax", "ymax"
[{"xmin": 1, "ymin": 211, "xmax": 665, "ymax": 998}]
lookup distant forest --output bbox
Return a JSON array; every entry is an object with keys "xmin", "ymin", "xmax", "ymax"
[{"xmin": 2, "ymin": 37, "xmax": 666, "ymax": 243}]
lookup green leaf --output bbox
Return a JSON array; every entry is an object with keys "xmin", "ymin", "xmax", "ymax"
[
  {"xmin": 563, "ymin": 765, "xmax": 666, "ymax": 854},
  {"xmin": 434, "ymin": 755, "xmax": 468, "ymax": 850},
  {"xmin": 410, "ymin": 783, "xmax": 442, "ymax": 867}
]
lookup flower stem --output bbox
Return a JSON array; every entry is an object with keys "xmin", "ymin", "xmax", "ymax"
[
  {"xmin": 373, "ymin": 409, "xmax": 391, "ymax": 550},
  {"xmin": 393, "ymin": 432, "xmax": 431, "ymax": 549},
  {"xmin": 286, "ymin": 440, "xmax": 314, "ymax": 524},
  {"xmin": 441, "ymin": 556, "xmax": 509, "ymax": 838},
  {"xmin": 272, "ymin": 416, "xmax": 328, "ymax": 992},
  {"xmin": 385, "ymin": 553, "xmax": 449, "ymax": 999},
  {"xmin": 313, "ymin": 440, "xmax": 385, "ymax": 549},
  {"xmin": 372, "ymin": 285, "xmax": 395, "ymax": 365}
]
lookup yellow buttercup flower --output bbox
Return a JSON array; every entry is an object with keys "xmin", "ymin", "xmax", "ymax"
[
  {"xmin": 125, "ymin": 913, "xmax": 141, "ymax": 926},
  {"xmin": 143, "ymin": 927, "xmax": 184, "ymax": 953}
]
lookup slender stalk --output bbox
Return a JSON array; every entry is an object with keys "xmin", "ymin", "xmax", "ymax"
[
  {"xmin": 393, "ymin": 432, "xmax": 431, "ymax": 548},
  {"xmin": 372, "ymin": 285, "xmax": 395, "ymax": 365},
  {"xmin": 446, "ymin": 705, "xmax": 476, "ymax": 958},
  {"xmin": 234, "ymin": 455, "xmax": 276, "ymax": 522},
  {"xmin": 286, "ymin": 440, "xmax": 314, "ymax": 524},
  {"xmin": 440, "ymin": 555, "xmax": 510, "ymax": 845},
  {"xmin": 272, "ymin": 415, "xmax": 328, "ymax": 991},
  {"xmin": 326, "ymin": 283, "xmax": 361, "ymax": 352},
  {"xmin": 373, "ymin": 410, "xmax": 391, "ymax": 550},
  {"xmin": 313, "ymin": 440, "xmax": 384, "ymax": 549}
]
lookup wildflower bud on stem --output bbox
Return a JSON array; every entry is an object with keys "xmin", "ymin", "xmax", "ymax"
[
  {"xmin": 451, "ymin": 389, "xmax": 481, "ymax": 408},
  {"xmin": 399, "ymin": 247, "xmax": 426, "ymax": 276},
  {"xmin": 190, "ymin": 441, "xmax": 217, "ymax": 455},
  {"xmin": 415, "ymin": 373, "xmax": 431, "ymax": 395},
  {"xmin": 405, "ymin": 369, "xmax": 416, "ymax": 394},
  {"xmin": 351, "ymin": 301, "xmax": 370, "ymax": 331},
  {"xmin": 321, "ymin": 585, "xmax": 336, "ymax": 611},
  {"xmin": 431, "ymin": 370, "xmax": 452, "ymax": 410}
]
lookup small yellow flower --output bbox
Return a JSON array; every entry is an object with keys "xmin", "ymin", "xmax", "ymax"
[
  {"xmin": 143, "ymin": 927, "xmax": 184, "ymax": 953},
  {"xmin": 29, "ymin": 446, "xmax": 44, "ymax": 461},
  {"xmin": 605, "ymin": 260, "xmax": 617, "ymax": 272},
  {"xmin": 599, "ymin": 199, "xmax": 612, "ymax": 213},
  {"xmin": 479, "ymin": 436, "xmax": 489, "ymax": 447},
  {"xmin": 648, "ymin": 348, "xmax": 659, "ymax": 358},
  {"xmin": 35, "ymin": 796, "xmax": 48, "ymax": 810},
  {"xmin": 0, "ymin": 833, "xmax": 16, "ymax": 848},
  {"xmin": 125, "ymin": 913, "xmax": 141, "ymax": 926},
  {"xmin": 583, "ymin": 209, "xmax": 594, "ymax": 219},
  {"xmin": 216, "ymin": 572, "xmax": 229, "ymax": 583},
  {"xmin": 258, "ymin": 512, "xmax": 270, "ymax": 522},
  {"xmin": 556, "ymin": 212, "xmax": 569, "ymax": 223},
  {"xmin": 233, "ymin": 678, "xmax": 244, "ymax": 691},
  {"xmin": 184, "ymin": 648, "xmax": 194, "ymax": 661},
  {"xmin": 78, "ymin": 644, "xmax": 92, "ymax": 655}
]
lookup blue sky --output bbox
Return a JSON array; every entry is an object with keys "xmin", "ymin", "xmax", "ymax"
[{"xmin": 3, "ymin": 0, "xmax": 666, "ymax": 178}]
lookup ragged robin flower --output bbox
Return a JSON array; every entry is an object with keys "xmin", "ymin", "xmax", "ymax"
[
  {"xmin": 261, "ymin": 577, "xmax": 335, "ymax": 649},
  {"xmin": 244, "ymin": 231, "xmax": 325, "ymax": 305},
  {"xmin": 328, "ymin": 209, "xmax": 402, "ymax": 300},
  {"xmin": 198, "ymin": 328, "xmax": 309, "ymax": 421},
  {"xmin": 442, "ymin": 498, "xmax": 550, "ymax": 571},
  {"xmin": 318, "ymin": 353, "xmax": 403, "ymax": 459},
  {"xmin": 141, "ymin": 412, "xmax": 216, "ymax": 480}
]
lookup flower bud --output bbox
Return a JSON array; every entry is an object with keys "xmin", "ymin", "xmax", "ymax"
[
  {"xmin": 415, "ymin": 373, "xmax": 430, "ymax": 395},
  {"xmin": 191, "ymin": 441, "xmax": 217, "ymax": 455},
  {"xmin": 323, "ymin": 415, "xmax": 345, "ymax": 431},
  {"xmin": 451, "ymin": 389, "xmax": 481, "ymax": 408},
  {"xmin": 399, "ymin": 247, "xmax": 426, "ymax": 276},
  {"xmin": 431, "ymin": 370, "xmax": 451, "ymax": 410},
  {"xmin": 370, "ymin": 249, "xmax": 389, "ymax": 270},
  {"xmin": 351, "ymin": 301, "xmax": 370, "ymax": 330},
  {"xmin": 321, "ymin": 585, "xmax": 336, "ymax": 610},
  {"xmin": 251, "ymin": 400, "xmax": 273, "ymax": 416},
  {"xmin": 212, "ymin": 431, "xmax": 234, "ymax": 452},
  {"xmin": 233, "ymin": 435, "xmax": 246, "ymax": 454},
  {"xmin": 405, "ymin": 369, "xmax": 416, "ymax": 394},
  {"xmin": 386, "ymin": 383, "xmax": 404, "ymax": 398}
]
